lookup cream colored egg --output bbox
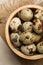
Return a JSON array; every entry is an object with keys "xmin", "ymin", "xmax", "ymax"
[
  {"xmin": 23, "ymin": 21, "xmax": 33, "ymax": 32},
  {"xmin": 35, "ymin": 9, "xmax": 43, "ymax": 21},
  {"xmin": 21, "ymin": 44, "xmax": 36, "ymax": 55},
  {"xmin": 33, "ymin": 19, "xmax": 42, "ymax": 34},
  {"xmin": 18, "ymin": 8, "xmax": 33, "ymax": 21},
  {"xmin": 10, "ymin": 33, "xmax": 21, "ymax": 47},
  {"xmin": 10, "ymin": 17, "xmax": 22, "ymax": 32},
  {"xmin": 37, "ymin": 41, "xmax": 43, "ymax": 53}
]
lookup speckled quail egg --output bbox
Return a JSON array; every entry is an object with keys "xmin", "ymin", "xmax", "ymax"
[
  {"xmin": 35, "ymin": 9, "xmax": 43, "ymax": 21},
  {"xmin": 23, "ymin": 21, "xmax": 33, "ymax": 32},
  {"xmin": 18, "ymin": 8, "xmax": 33, "ymax": 21},
  {"xmin": 33, "ymin": 19, "xmax": 42, "ymax": 34},
  {"xmin": 21, "ymin": 44, "xmax": 36, "ymax": 55},
  {"xmin": 37, "ymin": 41, "xmax": 43, "ymax": 53},
  {"xmin": 20, "ymin": 32, "xmax": 33, "ymax": 44},
  {"xmin": 20, "ymin": 31, "xmax": 41, "ymax": 45},
  {"xmin": 10, "ymin": 33, "xmax": 21, "ymax": 47},
  {"xmin": 10, "ymin": 17, "xmax": 22, "ymax": 32}
]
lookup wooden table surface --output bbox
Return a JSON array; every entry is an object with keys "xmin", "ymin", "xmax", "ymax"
[{"xmin": 0, "ymin": 0, "xmax": 43, "ymax": 65}]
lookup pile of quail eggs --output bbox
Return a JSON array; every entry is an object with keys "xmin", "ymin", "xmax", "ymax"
[{"xmin": 9, "ymin": 8, "xmax": 43, "ymax": 55}]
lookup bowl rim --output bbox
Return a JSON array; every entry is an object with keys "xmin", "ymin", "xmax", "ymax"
[{"xmin": 5, "ymin": 5, "xmax": 43, "ymax": 60}]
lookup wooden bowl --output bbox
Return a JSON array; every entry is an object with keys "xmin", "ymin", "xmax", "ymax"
[{"xmin": 5, "ymin": 5, "xmax": 43, "ymax": 60}]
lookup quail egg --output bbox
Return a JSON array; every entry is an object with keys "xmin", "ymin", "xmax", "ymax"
[
  {"xmin": 33, "ymin": 19, "xmax": 42, "ymax": 34},
  {"xmin": 23, "ymin": 21, "xmax": 33, "ymax": 32},
  {"xmin": 20, "ymin": 32, "xmax": 33, "ymax": 44},
  {"xmin": 18, "ymin": 8, "xmax": 33, "ymax": 21},
  {"xmin": 10, "ymin": 33, "xmax": 21, "ymax": 47},
  {"xmin": 10, "ymin": 17, "xmax": 22, "ymax": 32},
  {"xmin": 37, "ymin": 41, "xmax": 43, "ymax": 53},
  {"xmin": 35, "ymin": 9, "xmax": 43, "ymax": 21},
  {"xmin": 21, "ymin": 44, "xmax": 36, "ymax": 55}
]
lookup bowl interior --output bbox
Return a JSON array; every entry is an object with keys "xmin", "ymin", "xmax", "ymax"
[{"xmin": 5, "ymin": 5, "xmax": 43, "ymax": 60}]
